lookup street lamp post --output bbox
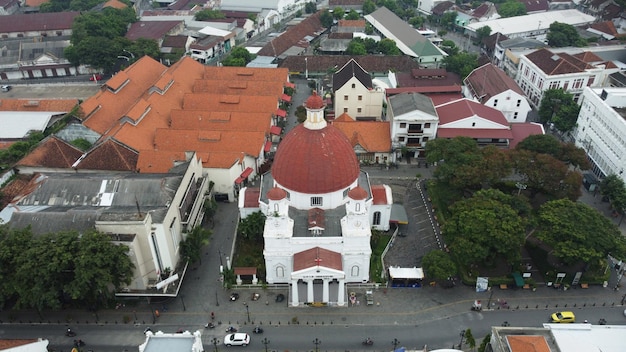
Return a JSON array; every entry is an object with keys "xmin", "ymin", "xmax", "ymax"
[
  {"xmin": 305, "ymin": 57, "xmax": 308, "ymax": 79},
  {"xmin": 392, "ymin": 338, "xmax": 400, "ymax": 351},
  {"xmin": 261, "ymin": 338, "xmax": 270, "ymax": 352},
  {"xmin": 459, "ymin": 330, "xmax": 466, "ymax": 349},
  {"xmin": 244, "ymin": 302, "xmax": 250, "ymax": 323},
  {"xmin": 313, "ymin": 338, "xmax": 321, "ymax": 352},
  {"xmin": 211, "ymin": 338, "xmax": 219, "ymax": 352}
]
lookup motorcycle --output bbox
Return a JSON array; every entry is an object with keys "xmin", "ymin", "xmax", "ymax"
[
  {"xmin": 65, "ymin": 329, "xmax": 77, "ymax": 337},
  {"xmin": 362, "ymin": 338, "xmax": 374, "ymax": 346},
  {"xmin": 226, "ymin": 326, "xmax": 237, "ymax": 333},
  {"xmin": 73, "ymin": 340, "xmax": 86, "ymax": 347},
  {"xmin": 471, "ymin": 300, "xmax": 482, "ymax": 312},
  {"xmin": 252, "ymin": 326, "xmax": 263, "ymax": 334},
  {"xmin": 205, "ymin": 322, "xmax": 215, "ymax": 329}
]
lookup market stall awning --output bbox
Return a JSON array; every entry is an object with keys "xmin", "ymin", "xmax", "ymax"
[
  {"xmin": 281, "ymin": 93, "xmax": 291, "ymax": 102},
  {"xmin": 276, "ymin": 109, "xmax": 287, "ymax": 118},
  {"xmin": 388, "ymin": 266, "xmax": 424, "ymax": 280},
  {"xmin": 264, "ymin": 140, "xmax": 272, "ymax": 152},
  {"xmin": 270, "ymin": 125, "xmax": 282, "ymax": 135},
  {"xmin": 390, "ymin": 204, "xmax": 409, "ymax": 224}
]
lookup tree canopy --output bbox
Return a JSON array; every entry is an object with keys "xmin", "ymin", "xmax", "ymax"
[
  {"xmin": 537, "ymin": 89, "xmax": 580, "ymax": 133},
  {"xmin": 445, "ymin": 189, "xmax": 528, "ymax": 267},
  {"xmin": 497, "ymin": 1, "xmax": 526, "ymax": 18},
  {"xmin": 320, "ymin": 9, "xmax": 334, "ymax": 27},
  {"xmin": 600, "ymin": 174, "xmax": 626, "ymax": 215},
  {"xmin": 332, "ymin": 7, "xmax": 345, "ymax": 20},
  {"xmin": 194, "ymin": 9, "xmax": 225, "ymax": 21},
  {"xmin": 515, "ymin": 134, "xmax": 590, "ymax": 170},
  {"xmin": 221, "ymin": 47, "xmax": 255, "ymax": 66},
  {"xmin": 362, "ymin": 0, "xmax": 376, "ymax": 14},
  {"xmin": 345, "ymin": 37, "xmax": 400, "ymax": 55},
  {"xmin": 442, "ymin": 51, "xmax": 479, "ymax": 79},
  {"xmin": 547, "ymin": 22, "xmax": 587, "ymax": 47},
  {"xmin": 475, "ymin": 26, "xmax": 492, "ymax": 43},
  {"xmin": 238, "ymin": 211, "xmax": 266, "ymax": 243},
  {"xmin": 0, "ymin": 227, "xmax": 134, "ymax": 310},
  {"xmin": 305, "ymin": 2, "xmax": 317, "ymax": 14},
  {"xmin": 180, "ymin": 226, "xmax": 212, "ymax": 265},
  {"xmin": 535, "ymin": 199, "xmax": 626, "ymax": 265},
  {"xmin": 422, "ymin": 250, "xmax": 457, "ymax": 282},
  {"xmin": 345, "ymin": 9, "xmax": 360, "ymax": 20}
]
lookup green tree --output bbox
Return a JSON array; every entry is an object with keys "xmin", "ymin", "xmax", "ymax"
[
  {"xmin": 0, "ymin": 226, "xmax": 33, "ymax": 308},
  {"xmin": 537, "ymin": 89, "xmax": 580, "ymax": 133},
  {"xmin": 345, "ymin": 41, "xmax": 367, "ymax": 55},
  {"xmin": 440, "ymin": 11, "xmax": 458, "ymax": 30},
  {"xmin": 516, "ymin": 134, "xmax": 562, "ymax": 156},
  {"xmin": 128, "ymin": 38, "xmax": 160, "ymax": 60},
  {"xmin": 238, "ymin": 211, "xmax": 266, "ymax": 243},
  {"xmin": 332, "ymin": 6, "xmax": 345, "ymax": 20},
  {"xmin": 222, "ymin": 47, "xmax": 254, "ymax": 66},
  {"xmin": 180, "ymin": 226, "xmax": 212, "ymax": 265},
  {"xmin": 445, "ymin": 189, "xmax": 527, "ymax": 267},
  {"xmin": 440, "ymin": 39, "xmax": 459, "ymax": 55},
  {"xmin": 422, "ymin": 250, "xmax": 457, "ymax": 282},
  {"xmin": 547, "ymin": 22, "xmax": 587, "ymax": 47},
  {"xmin": 377, "ymin": 38, "xmax": 401, "ymax": 55},
  {"xmin": 305, "ymin": 1, "xmax": 317, "ymax": 14},
  {"xmin": 600, "ymin": 174, "xmax": 626, "ymax": 215},
  {"xmin": 464, "ymin": 329, "xmax": 476, "ymax": 350},
  {"xmin": 362, "ymin": 0, "xmax": 376, "ymax": 14},
  {"xmin": 194, "ymin": 9, "xmax": 225, "ymax": 21},
  {"xmin": 475, "ymin": 25, "xmax": 492, "ymax": 43},
  {"xmin": 345, "ymin": 9, "xmax": 360, "ymax": 20},
  {"xmin": 320, "ymin": 9, "xmax": 334, "ymax": 27},
  {"xmin": 443, "ymin": 51, "xmax": 479, "ymax": 79},
  {"xmin": 535, "ymin": 199, "xmax": 626, "ymax": 265},
  {"xmin": 409, "ymin": 16, "xmax": 424, "ymax": 28},
  {"xmin": 498, "ymin": 1, "xmax": 526, "ymax": 17},
  {"xmin": 71, "ymin": 138, "xmax": 92, "ymax": 151}
]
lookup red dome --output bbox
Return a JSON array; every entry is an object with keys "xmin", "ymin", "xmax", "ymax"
[
  {"xmin": 266, "ymin": 187, "xmax": 287, "ymax": 200},
  {"xmin": 272, "ymin": 124, "xmax": 359, "ymax": 194},
  {"xmin": 304, "ymin": 92, "xmax": 324, "ymax": 109},
  {"xmin": 348, "ymin": 186, "xmax": 368, "ymax": 200}
]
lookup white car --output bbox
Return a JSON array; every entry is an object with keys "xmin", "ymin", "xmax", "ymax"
[{"xmin": 224, "ymin": 333, "xmax": 250, "ymax": 346}]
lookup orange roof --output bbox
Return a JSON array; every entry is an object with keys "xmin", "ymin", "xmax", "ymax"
[
  {"xmin": 80, "ymin": 56, "xmax": 169, "ymax": 135},
  {"xmin": 170, "ymin": 110, "xmax": 272, "ymax": 134},
  {"xmin": 332, "ymin": 118, "xmax": 391, "ymax": 153},
  {"xmin": 506, "ymin": 335, "xmax": 550, "ymax": 352},
  {"xmin": 103, "ymin": 0, "xmax": 127, "ymax": 8},
  {"xmin": 193, "ymin": 79, "xmax": 285, "ymax": 98},
  {"xmin": 371, "ymin": 184, "xmax": 388, "ymax": 205},
  {"xmin": 293, "ymin": 247, "xmax": 342, "ymax": 272},
  {"xmin": 16, "ymin": 136, "xmax": 83, "ymax": 168},
  {"xmin": 24, "ymin": 0, "xmax": 49, "ymax": 7},
  {"xmin": 202, "ymin": 66, "xmax": 289, "ymax": 82},
  {"xmin": 182, "ymin": 94, "xmax": 279, "ymax": 113},
  {"xmin": 153, "ymin": 129, "xmax": 265, "ymax": 157},
  {"xmin": 136, "ymin": 150, "xmax": 196, "ymax": 173},
  {"xmin": 0, "ymin": 98, "xmax": 78, "ymax": 112},
  {"xmin": 75, "ymin": 138, "xmax": 138, "ymax": 171}
]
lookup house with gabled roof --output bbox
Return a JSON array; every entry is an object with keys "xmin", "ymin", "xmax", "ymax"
[
  {"xmin": 387, "ymin": 92, "xmax": 439, "ymax": 159},
  {"xmin": 0, "ymin": 12, "xmax": 79, "ymax": 38},
  {"xmin": 257, "ymin": 11, "xmax": 325, "ymax": 59},
  {"xmin": 332, "ymin": 113, "xmax": 392, "ymax": 164},
  {"xmin": 464, "ymin": 63, "xmax": 531, "ymax": 123},
  {"xmin": 14, "ymin": 136, "xmax": 84, "ymax": 175},
  {"xmin": 364, "ymin": 7, "xmax": 447, "ymax": 67},
  {"xmin": 516, "ymin": 47, "xmax": 620, "ymax": 107},
  {"xmin": 126, "ymin": 21, "xmax": 185, "ymax": 47},
  {"xmin": 333, "ymin": 58, "xmax": 384, "ymax": 121},
  {"xmin": 220, "ymin": 0, "xmax": 304, "ymax": 20},
  {"xmin": 436, "ymin": 98, "xmax": 516, "ymax": 148}
]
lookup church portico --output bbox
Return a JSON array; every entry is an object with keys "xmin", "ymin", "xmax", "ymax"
[
  {"xmin": 289, "ymin": 277, "xmax": 346, "ymax": 307},
  {"xmin": 290, "ymin": 247, "xmax": 346, "ymax": 306}
]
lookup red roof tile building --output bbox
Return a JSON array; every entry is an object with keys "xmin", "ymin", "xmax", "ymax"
[{"xmin": 238, "ymin": 92, "xmax": 396, "ymax": 307}]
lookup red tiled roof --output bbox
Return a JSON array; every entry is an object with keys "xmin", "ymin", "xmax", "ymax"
[
  {"xmin": 338, "ymin": 19, "xmax": 366, "ymax": 28},
  {"xmin": 202, "ymin": 66, "xmax": 289, "ymax": 82},
  {"xmin": 348, "ymin": 186, "xmax": 368, "ymax": 200},
  {"xmin": 525, "ymin": 48, "xmax": 591, "ymax": 75},
  {"xmin": 234, "ymin": 267, "xmax": 257, "ymax": 275},
  {"xmin": 126, "ymin": 21, "xmax": 182, "ymax": 41},
  {"xmin": 0, "ymin": 340, "xmax": 39, "ymax": 350},
  {"xmin": 267, "ymin": 187, "xmax": 287, "ymax": 200},
  {"xmin": 371, "ymin": 185, "xmax": 388, "ymax": 205},
  {"xmin": 464, "ymin": 63, "xmax": 524, "ymax": 102},
  {"xmin": 395, "ymin": 70, "xmax": 462, "ymax": 88},
  {"xmin": 15, "ymin": 136, "xmax": 82, "ymax": 169},
  {"xmin": 332, "ymin": 119, "xmax": 391, "ymax": 153},
  {"xmin": 436, "ymin": 98, "xmax": 509, "ymax": 126},
  {"xmin": 271, "ymin": 124, "xmax": 359, "ymax": 194},
  {"xmin": 258, "ymin": 11, "xmax": 324, "ymax": 57},
  {"xmin": 304, "ymin": 91, "xmax": 324, "ymax": 109},
  {"xmin": 193, "ymin": 79, "xmax": 284, "ymax": 98},
  {"xmin": 243, "ymin": 187, "xmax": 260, "ymax": 208},
  {"xmin": 170, "ymin": 110, "xmax": 272, "ymax": 135},
  {"xmin": 270, "ymin": 125, "xmax": 282, "ymax": 135},
  {"xmin": 75, "ymin": 138, "xmax": 138, "ymax": 171},
  {"xmin": 572, "ymin": 51, "xmax": 604, "ymax": 63},
  {"xmin": 162, "ymin": 35, "xmax": 189, "ymax": 49},
  {"xmin": 293, "ymin": 247, "xmax": 342, "ymax": 272},
  {"xmin": 509, "ymin": 123, "xmax": 545, "ymax": 149},
  {"xmin": 506, "ymin": 335, "xmax": 551, "ymax": 352},
  {"xmin": 386, "ymin": 86, "xmax": 462, "ymax": 96},
  {"xmin": 264, "ymin": 140, "xmax": 272, "ymax": 152},
  {"xmin": 425, "ymin": 93, "xmax": 464, "ymax": 106},
  {"xmin": 0, "ymin": 99, "xmax": 78, "ymax": 112},
  {"xmin": 103, "ymin": 0, "xmax": 127, "ymax": 9}
]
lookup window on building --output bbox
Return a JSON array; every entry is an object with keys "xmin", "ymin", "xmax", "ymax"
[
  {"xmin": 351, "ymin": 83, "xmax": 355, "ymax": 88},
  {"xmin": 549, "ymin": 81, "xmax": 560, "ymax": 89},
  {"xmin": 344, "ymin": 107, "xmax": 348, "ymax": 113},
  {"xmin": 524, "ymin": 67, "xmax": 529, "ymax": 77},
  {"xmin": 351, "ymin": 265, "xmax": 359, "ymax": 277},
  {"xmin": 358, "ymin": 95, "xmax": 362, "ymax": 101},
  {"xmin": 538, "ymin": 78, "xmax": 544, "ymax": 89},
  {"xmin": 170, "ymin": 218, "xmax": 179, "ymax": 252},
  {"xmin": 357, "ymin": 107, "xmax": 362, "ymax": 113},
  {"xmin": 276, "ymin": 266, "xmax": 284, "ymax": 278},
  {"xmin": 423, "ymin": 136, "xmax": 429, "ymax": 142},
  {"xmin": 516, "ymin": 99, "xmax": 521, "ymax": 107},
  {"xmin": 563, "ymin": 81, "xmax": 569, "ymax": 90},
  {"xmin": 531, "ymin": 72, "xmax": 536, "ymax": 84},
  {"xmin": 311, "ymin": 197, "xmax": 322, "ymax": 206},
  {"xmin": 493, "ymin": 99, "xmax": 498, "ymax": 107},
  {"xmin": 513, "ymin": 112, "xmax": 518, "ymax": 119},
  {"xmin": 587, "ymin": 76, "xmax": 595, "ymax": 86},
  {"xmin": 400, "ymin": 122, "xmax": 406, "ymax": 128},
  {"xmin": 399, "ymin": 136, "xmax": 405, "ymax": 142},
  {"xmin": 573, "ymin": 78, "xmax": 584, "ymax": 89},
  {"xmin": 424, "ymin": 123, "xmax": 431, "ymax": 128},
  {"xmin": 373, "ymin": 211, "xmax": 381, "ymax": 225},
  {"xmin": 344, "ymin": 95, "xmax": 348, "ymax": 100}
]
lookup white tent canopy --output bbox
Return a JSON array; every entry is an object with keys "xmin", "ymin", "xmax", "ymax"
[{"xmin": 388, "ymin": 266, "xmax": 424, "ymax": 280}]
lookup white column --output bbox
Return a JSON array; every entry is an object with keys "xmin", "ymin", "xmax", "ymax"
[
  {"xmin": 337, "ymin": 279, "xmax": 345, "ymax": 306},
  {"xmin": 291, "ymin": 279, "xmax": 299, "ymax": 307},
  {"xmin": 322, "ymin": 279, "xmax": 329, "ymax": 303},
  {"xmin": 307, "ymin": 279, "xmax": 314, "ymax": 303}
]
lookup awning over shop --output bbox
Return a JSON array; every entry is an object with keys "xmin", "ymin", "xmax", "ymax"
[
  {"xmin": 389, "ymin": 266, "xmax": 424, "ymax": 280},
  {"xmin": 389, "ymin": 204, "xmax": 409, "ymax": 224},
  {"xmin": 270, "ymin": 125, "xmax": 282, "ymax": 135},
  {"xmin": 281, "ymin": 93, "xmax": 291, "ymax": 102},
  {"xmin": 276, "ymin": 109, "xmax": 287, "ymax": 118},
  {"xmin": 234, "ymin": 177, "xmax": 244, "ymax": 184},
  {"xmin": 284, "ymin": 82, "xmax": 295, "ymax": 88},
  {"xmin": 240, "ymin": 167, "xmax": 253, "ymax": 178},
  {"xmin": 264, "ymin": 140, "xmax": 272, "ymax": 152}
]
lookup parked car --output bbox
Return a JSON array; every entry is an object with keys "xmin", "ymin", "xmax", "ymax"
[
  {"xmin": 89, "ymin": 74, "xmax": 103, "ymax": 81},
  {"xmin": 1, "ymin": 85, "xmax": 11, "ymax": 92},
  {"xmin": 224, "ymin": 333, "xmax": 250, "ymax": 346},
  {"xmin": 550, "ymin": 311, "xmax": 575, "ymax": 323}
]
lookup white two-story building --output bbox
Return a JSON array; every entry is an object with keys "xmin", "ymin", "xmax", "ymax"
[{"xmin": 387, "ymin": 92, "xmax": 439, "ymax": 159}]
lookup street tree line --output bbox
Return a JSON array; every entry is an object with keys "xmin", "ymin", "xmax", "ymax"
[{"xmin": 420, "ymin": 136, "xmax": 626, "ymax": 282}]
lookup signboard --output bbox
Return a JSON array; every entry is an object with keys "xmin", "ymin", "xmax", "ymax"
[{"xmin": 476, "ymin": 277, "xmax": 489, "ymax": 292}]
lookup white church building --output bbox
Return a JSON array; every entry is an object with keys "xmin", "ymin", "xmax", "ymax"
[{"xmin": 238, "ymin": 92, "xmax": 393, "ymax": 307}]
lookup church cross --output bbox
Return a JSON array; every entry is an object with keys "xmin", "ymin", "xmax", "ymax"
[{"xmin": 314, "ymin": 257, "xmax": 322, "ymax": 267}]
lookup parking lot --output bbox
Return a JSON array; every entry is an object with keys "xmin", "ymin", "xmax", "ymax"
[{"xmin": 0, "ymin": 83, "xmax": 101, "ymax": 100}]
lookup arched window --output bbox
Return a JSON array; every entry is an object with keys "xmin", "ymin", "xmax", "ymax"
[
  {"xmin": 274, "ymin": 203, "xmax": 279, "ymax": 213},
  {"xmin": 351, "ymin": 265, "xmax": 359, "ymax": 277},
  {"xmin": 276, "ymin": 266, "xmax": 284, "ymax": 278},
  {"xmin": 373, "ymin": 211, "xmax": 381, "ymax": 225},
  {"xmin": 355, "ymin": 202, "xmax": 361, "ymax": 212}
]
